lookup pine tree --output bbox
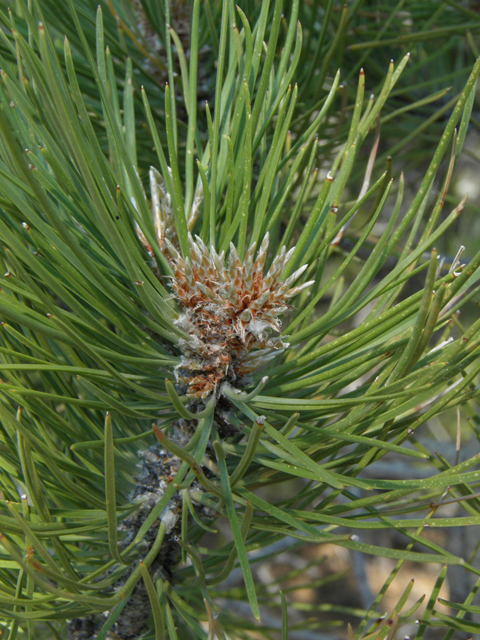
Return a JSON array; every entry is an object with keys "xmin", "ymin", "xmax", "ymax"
[{"xmin": 0, "ymin": 1, "xmax": 479, "ymax": 639}]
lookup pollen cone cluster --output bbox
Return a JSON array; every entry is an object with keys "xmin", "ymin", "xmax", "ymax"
[{"xmin": 138, "ymin": 168, "xmax": 313, "ymax": 399}]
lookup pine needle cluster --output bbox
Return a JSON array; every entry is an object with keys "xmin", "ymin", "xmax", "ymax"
[{"xmin": 0, "ymin": 1, "xmax": 479, "ymax": 639}]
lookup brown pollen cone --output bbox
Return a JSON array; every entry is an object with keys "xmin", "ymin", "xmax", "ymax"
[{"xmin": 137, "ymin": 169, "xmax": 313, "ymax": 399}]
